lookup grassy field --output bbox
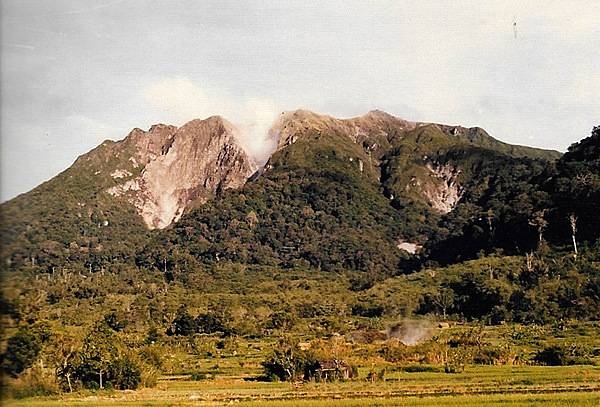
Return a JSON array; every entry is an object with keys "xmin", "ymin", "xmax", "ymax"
[{"xmin": 5, "ymin": 365, "xmax": 599, "ymax": 406}]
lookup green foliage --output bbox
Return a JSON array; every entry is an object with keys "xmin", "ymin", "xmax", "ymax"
[
  {"xmin": 166, "ymin": 308, "xmax": 231, "ymax": 336},
  {"xmin": 196, "ymin": 313, "xmax": 228, "ymax": 334},
  {"xmin": 148, "ymin": 129, "xmax": 409, "ymax": 274},
  {"xmin": 545, "ymin": 126, "xmax": 600, "ymax": 245},
  {"xmin": 266, "ymin": 311, "xmax": 297, "ymax": 331},
  {"xmin": 6, "ymin": 365, "xmax": 59, "ymax": 399},
  {"xmin": 54, "ymin": 321, "xmax": 143, "ymax": 391},
  {"xmin": 167, "ymin": 308, "xmax": 197, "ymax": 336},
  {"xmin": 104, "ymin": 311, "xmax": 127, "ymax": 332},
  {"xmin": 0, "ymin": 139, "xmax": 151, "ymax": 273},
  {"xmin": 401, "ymin": 364, "xmax": 441, "ymax": 373},
  {"xmin": 189, "ymin": 371, "xmax": 207, "ymax": 380},
  {"xmin": 1, "ymin": 325, "xmax": 50, "ymax": 377},
  {"xmin": 261, "ymin": 340, "xmax": 318, "ymax": 382},
  {"xmin": 366, "ymin": 368, "xmax": 386, "ymax": 382},
  {"xmin": 534, "ymin": 344, "xmax": 595, "ymax": 366},
  {"xmin": 108, "ymin": 356, "xmax": 142, "ymax": 390},
  {"xmin": 1, "ymin": 115, "xmax": 600, "ymax": 399}
]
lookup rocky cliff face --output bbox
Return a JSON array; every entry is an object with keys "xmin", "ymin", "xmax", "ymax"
[{"xmin": 107, "ymin": 116, "xmax": 256, "ymax": 229}]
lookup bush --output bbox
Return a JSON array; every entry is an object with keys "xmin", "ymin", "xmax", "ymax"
[
  {"xmin": 534, "ymin": 344, "xmax": 594, "ymax": 366},
  {"xmin": 190, "ymin": 371, "xmax": 207, "ymax": 381},
  {"xmin": 473, "ymin": 345, "xmax": 514, "ymax": 365},
  {"xmin": 7, "ymin": 366, "xmax": 59, "ymax": 399},
  {"xmin": 140, "ymin": 345, "xmax": 163, "ymax": 369},
  {"xmin": 109, "ymin": 356, "xmax": 142, "ymax": 390},
  {"xmin": 534, "ymin": 345, "xmax": 568, "ymax": 366},
  {"xmin": 350, "ymin": 365, "xmax": 359, "ymax": 379},
  {"xmin": 140, "ymin": 365, "xmax": 159, "ymax": 388},
  {"xmin": 104, "ymin": 311, "xmax": 127, "ymax": 332},
  {"xmin": 366, "ymin": 368, "xmax": 385, "ymax": 382},
  {"xmin": 351, "ymin": 303, "xmax": 384, "ymax": 318},
  {"xmin": 261, "ymin": 342, "xmax": 317, "ymax": 382},
  {"xmin": 401, "ymin": 364, "xmax": 441, "ymax": 373},
  {"xmin": 167, "ymin": 309, "xmax": 197, "ymax": 336}
]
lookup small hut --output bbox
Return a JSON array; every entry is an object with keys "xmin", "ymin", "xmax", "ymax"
[{"xmin": 314, "ymin": 359, "xmax": 353, "ymax": 381}]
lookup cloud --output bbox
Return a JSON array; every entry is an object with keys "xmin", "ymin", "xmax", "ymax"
[
  {"xmin": 2, "ymin": 1, "xmax": 599, "ymax": 200},
  {"xmin": 142, "ymin": 77, "xmax": 279, "ymax": 164},
  {"xmin": 143, "ymin": 77, "xmax": 217, "ymax": 123},
  {"xmin": 0, "ymin": 114, "xmax": 118, "ymax": 201},
  {"xmin": 63, "ymin": 114, "xmax": 119, "ymax": 145}
]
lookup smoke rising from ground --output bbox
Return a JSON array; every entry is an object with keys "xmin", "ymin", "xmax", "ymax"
[
  {"xmin": 143, "ymin": 77, "xmax": 279, "ymax": 165},
  {"xmin": 387, "ymin": 320, "xmax": 435, "ymax": 346}
]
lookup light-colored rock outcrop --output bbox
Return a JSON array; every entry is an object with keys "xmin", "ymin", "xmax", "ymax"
[
  {"xmin": 422, "ymin": 162, "xmax": 464, "ymax": 214},
  {"xmin": 107, "ymin": 117, "xmax": 256, "ymax": 229}
]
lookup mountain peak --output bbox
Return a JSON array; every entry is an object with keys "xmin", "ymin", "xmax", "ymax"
[
  {"xmin": 364, "ymin": 109, "xmax": 394, "ymax": 119},
  {"xmin": 105, "ymin": 116, "xmax": 256, "ymax": 229}
]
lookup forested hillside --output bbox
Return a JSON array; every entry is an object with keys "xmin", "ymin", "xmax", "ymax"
[{"xmin": 1, "ymin": 120, "xmax": 599, "ymax": 399}]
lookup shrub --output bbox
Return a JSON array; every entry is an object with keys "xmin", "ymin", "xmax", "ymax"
[
  {"xmin": 140, "ymin": 365, "xmax": 159, "ymax": 388},
  {"xmin": 190, "ymin": 371, "xmax": 207, "ymax": 381},
  {"xmin": 140, "ymin": 346, "xmax": 163, "ymax": 369},
  {"xmin": 401, "ymin": 364, "xmax": 441, "ymax": 373},
  {"xmin": 8, "ymin": 366, "xmax": 59, "ymax": 399},
  {"xmin": 366, "ymin": 368, "xmax": 385, "ymax": 382},
  {"xmin": 167, "ymin": 309, "xmax": 196, "ymax": 336},
  {"xmin": 351, "ymin": 303, "xmax": 384, "ymax": 318},
  {"xmin": 261, "ymin": 342, "xmax": 317, "ymax": 382},
  {"xmin": 109, "ymin": 356, "xmax": 142, "ymax": 390},
  {"xmin": 534, "ymin": 344, "xmax": 594, "ymax": 366},
  {"xmin": 104, "ymin": 311, "xmax": 127, "ymax": 332}
]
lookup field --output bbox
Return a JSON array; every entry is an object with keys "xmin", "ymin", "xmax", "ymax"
[
  {"xmin": 5, "ymin": 365, "xmax": 600, "ymax": 406},
  {"xmin": 2, "ymin": 263, "xmax": 600, "ymax": 406}
]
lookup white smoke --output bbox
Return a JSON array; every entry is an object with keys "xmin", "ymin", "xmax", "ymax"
[
  {"xmin": 142, "ymin": 76, "xmax": 279, "ymax": 164},
  {"xmin": 387, "ymin": 320, "xmax": 435, "ymax": 346},
  {"xmin": 232, "ymin": 98, "xmax": 280, "ymax": 165}
]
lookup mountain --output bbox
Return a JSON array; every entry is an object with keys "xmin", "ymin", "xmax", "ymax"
[
  {"xmin": 1, "ymin": 116, "xmax": 255, "ymax": 271},
  {"xmin": 138, "ymin": 110, "xmax": 562, "ymax": 273},
  {"xmin": 3, "ymin": 108, "xmax": 579, "ymax": 276}
]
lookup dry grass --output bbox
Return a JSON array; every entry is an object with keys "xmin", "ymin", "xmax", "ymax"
[{"xmin": 4, "ymin": 365, "xmax": 599, "ymax": 406}]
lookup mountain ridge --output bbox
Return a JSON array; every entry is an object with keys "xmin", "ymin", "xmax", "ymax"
[{"xmin": 0, "ymin": 109, "xmax": 570, "ymax": 274}]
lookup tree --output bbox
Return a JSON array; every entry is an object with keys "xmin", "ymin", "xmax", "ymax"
[
  {"xmin": 166, "ymin": 308, "xmax": 197, "ymax": 336},
  {"xmin": 55, "ymin": 322, "xmax": 143, "ymax": 391},
  {"xmin": 104, "ymin": 311, "xmax": 127, "ymax": 332},
  {"xmin": 77, "ymin": 322, "xmax": 118, "ymax": 389},
  {"xmin": 569, "ymin": 214, "xmax": 578, "ymax": 259},
  {"xmin": 432, "ymin": 288, "xmax": 455, "ymax": 319},
  {"xmin": 195, "ymin": 313, "xmax": 227, "ymax": 334},
  {"xmin": 261, "ymin": 339, "xmax": 317, "ymax": 382},
  {"xmin": 108, "ymin": 356, "xmax": 141, "ymax": 390},
  {"xmin": 53, "ymin": 335, "xmax": 80, "ymax": 392},
  {"xmin": 528, "ymin": 210, "xmax": 548, "ymax": 248},
  {"xmin": 2, "ymin": 327, "xmax": 43, "ymax": 377}
]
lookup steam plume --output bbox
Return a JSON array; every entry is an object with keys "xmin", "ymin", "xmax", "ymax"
[
  {"xmin": 387, "ymin": 320, "xmax": 435, "ymax": 346},
  {"xmin": 143, "ymin": 76, "xmax": 280, "ymax": 165}
]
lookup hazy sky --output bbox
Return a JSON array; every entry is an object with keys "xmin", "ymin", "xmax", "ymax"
[{"xmin": 1, "ymin": 1, "xmax": 599, "ymax": 201}]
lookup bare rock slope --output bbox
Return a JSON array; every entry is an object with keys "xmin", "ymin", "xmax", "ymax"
[{"xmin": 107, "ymin": 116, "xmax": 257, "ymax": 228}]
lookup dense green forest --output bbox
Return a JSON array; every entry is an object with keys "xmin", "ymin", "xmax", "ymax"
[{"xmin": 138, "ymin": 126, "xmax": 599, "ymax": 274}]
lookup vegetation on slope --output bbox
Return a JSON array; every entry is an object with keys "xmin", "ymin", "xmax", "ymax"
[
  {"xmin": 0, "ymin": 114, "xmax": 598, "ymax": 401},
  {"xmin": 0, "ymin": 139, "xmax": 150, "ymax": 273}
]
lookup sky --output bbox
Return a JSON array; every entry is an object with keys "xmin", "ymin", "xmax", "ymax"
[{"xmin": 1, "ymin": 0, "xmax": 599, "ymax": 201}]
